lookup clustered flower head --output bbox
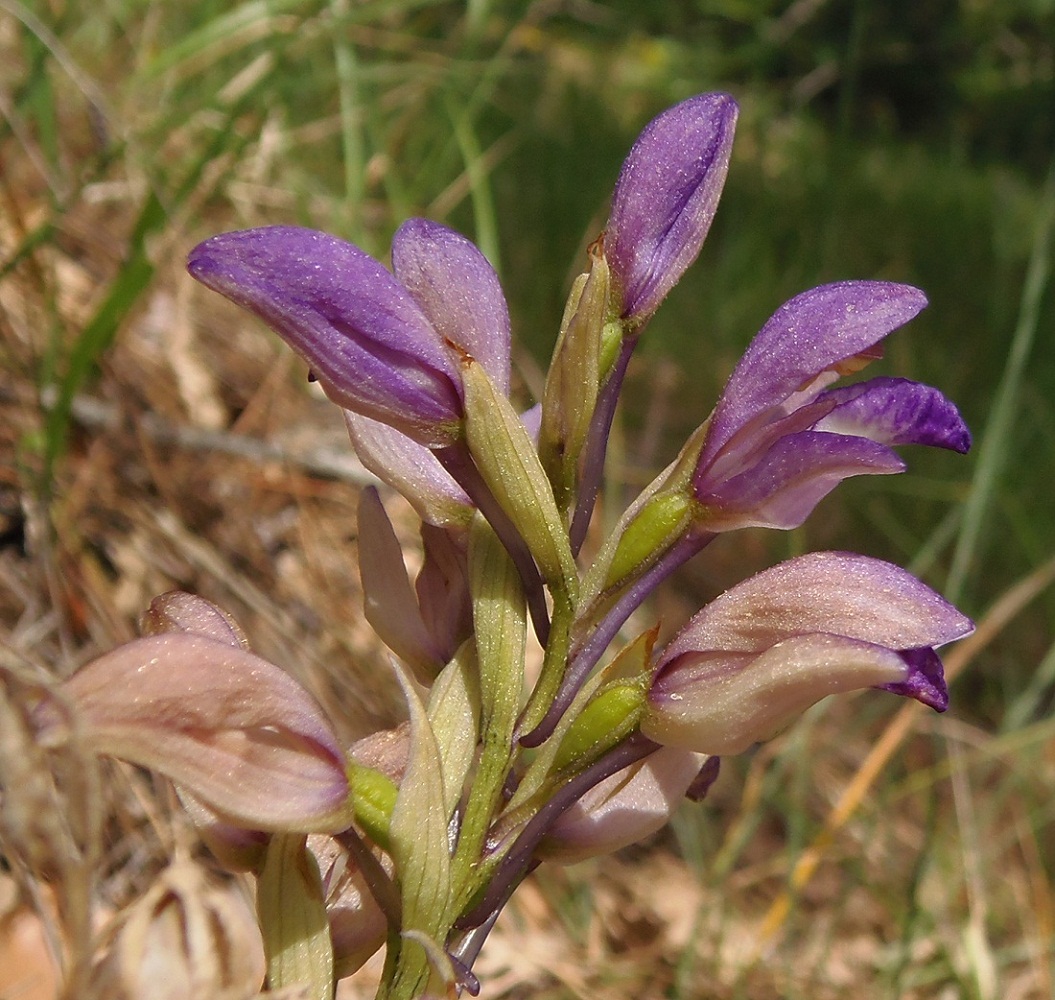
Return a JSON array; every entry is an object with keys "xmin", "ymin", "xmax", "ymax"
[{"xmin": 41, "ymin": 92, "xmax": 974, "ymax": 1000}]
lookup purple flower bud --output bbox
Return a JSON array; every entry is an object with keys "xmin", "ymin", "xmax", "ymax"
[
  {"xmin": 606, "ymin": 92, "xmax": 738, "ymax": 325},
  {"xmin": 691, "ymin": 281, "xmax": 970, "ymax": 530},
  {"xmin": 643, "ymin": 552, "xmax": 973, "ymax": 754}
]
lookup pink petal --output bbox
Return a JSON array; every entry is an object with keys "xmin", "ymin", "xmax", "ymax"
[
  {"xmin": 660, "ymin": 552, "xmax": 973, "ymax": 662},
  {"xmin": 35, "ymin": 635, "xmax": 351, "ymax": 833}
]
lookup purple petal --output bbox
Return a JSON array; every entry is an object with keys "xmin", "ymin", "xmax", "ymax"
[
  {"xmin": 697, "ymin": 431, "xmax": 905, "ymax": 529},
  {"xmin": 188, "ymin": 227, "xmax": 463, "ymax": 444},
  {"xmin": 392, "ymin": 219, "xmax": 511, "ymax": 395},
  {"xmin": 607, "ymin": 93, "xmax": 738, "ymax": 323},
  {"xmin": 657, "ymin": 551, "xmax": 974, "ymax": 666},
  {"xmin": 520, "ymin": 402, "xmax": 542, "ymax": 443},
  {"xmin": 880, "ymin": 646, "xmax": 949, "ymax": 711},
  {"xmin": 814, "ymin": 377, "xmax": 971, "ymax": 453},
  {"xmin": 700, "ymin": 282, "xmax": 928, "ymax": 468}
]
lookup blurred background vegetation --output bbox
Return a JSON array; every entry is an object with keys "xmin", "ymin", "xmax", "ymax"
[{"xmin": 2, "ymin": 1, "xmax": 1054, "ymax": 997}]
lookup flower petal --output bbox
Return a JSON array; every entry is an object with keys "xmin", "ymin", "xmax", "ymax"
[
  {"xmin": 606, "ymin": 92, "xmax": 738, "ymax": 323},
  {"xmin": 814, "ymin": 376, "xmax": 971, "ymax": 453},
  {"xmin": 701, "ymin": 281, "xmax": 928, "ymax": 467},
  {"xmin": 187, "ymin": 227, "xmax": 462, "ymax": 444},
  {"xmin": 539, "ymin": 747, "xmax": 708, "ymax": 864},
  {"xmin": 392, "ymin": 218, "xmax": 511, "ymax": 394},
  {"xmin": 357, "ymin": 487, "xmax": 446, "ymax": 683},
  {"xmin": 140, "ymin": 591, "xmax": 251, "ymax": 648},
  {"xmin": 697, "ymin": 431, "xmax": 905, "ymax": 530},
  {"xmin": 34, "ymin": 634, "xmax": 351, "ymax": 833},
  {"xmin": 644, "ymin": 634, "xmax": 912, "ymax": 754},
  {"xmin": 659, "ymin": 551, "xmax": 973, "ymax": 662},
  {"xmin": 344, "ymin": 411, "xmax": 472, "ymax": 529}
]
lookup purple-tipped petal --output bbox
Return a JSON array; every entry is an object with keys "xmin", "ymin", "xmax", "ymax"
[
  {"xmin": 644, "ymin": 553, "xmax": 971, "ymax": 752},
  {"xmin": 607, "ymin": 93, "xmax": 738, "ymax": 323},
  {"xmin": 701, "ymin": 282, "xmax": 928, "ymax": 467},
  {"xmin": 34, "ymin": 634, "xmax": 352, "ymax": 833},
  {"xmin": 392, "ymin": 219, "xmax": 511, "ymax": 394},
  {"xmin": 188, "ymin": 226, "xmax": 463, "ymax": 444},
  {"xmin": 699, "ymin": 431, "xmax": 905, "ymax": 530},
  {"xmin": 659, "ymin": 552, "xmax": 973, "ymax": 662},
  {"xmin": 881, "ymin": 647, "xmax": 949, "ymax": 711},
  {"xmin": 814, "ymin": 377, "xmax": 971, "ymax": 453}
]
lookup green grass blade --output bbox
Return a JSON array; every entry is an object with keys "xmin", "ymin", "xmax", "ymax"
[{"xmin": 946, "ymin": 163, "xmax": 1055, "ymax": 603}]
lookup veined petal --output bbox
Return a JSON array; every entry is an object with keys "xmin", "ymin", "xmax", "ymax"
[
  {"xmin": 345, "ymin": 411, "xmax": 473, "ymax": 529},
  {"xmin": 814, "ymin": 376, "xmax": 971, "ymax": 453},
  {"xmin": 33, "ymin": 634, "xmax": 351, "ymax": 833},
  {"xmin": 644, "ymin": 633, "xmax": 913, "ymax": 753},
  {"xmin": 659, "ymin": 552, "xmax": 974, "ymax": 661},
  {"xmin": 607, "ymin": 92, "xmax": 738, "ymax": 324},
  {"xmin": 187, "ymin": 227, "xmax": 462, "ymax": 444},
  {"xmin": 698, "ymin": 431, "xmax": 905, "ymax": 530},
  {"xmin": 392, "ymin": 219, "xmax": 511, "ymax": 394},
  {"xmin": 701, "ymin": 282, "xmax": 928, "ymax": 467}
]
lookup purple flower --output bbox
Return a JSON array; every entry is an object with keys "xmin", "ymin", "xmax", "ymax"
[
  {"xmin": 606, "ymin": 92, "xmax": 738, "ymax": 326},
  {"xmin": 691, "ymin": 281, "xmax": 970, "ymax": 530},
  {"xmin": 187, "ymin": 219, "xmax": 509, "ymax": 446},
  {"xmin": 642, "ymin": 552, "xmax": 973, "ymax": 754}
]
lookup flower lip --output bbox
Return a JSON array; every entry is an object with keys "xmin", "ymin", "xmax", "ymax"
[
  {"xmin": 188, "ymin": 226, "xmax": 464, "ymax": 445},
  {"xmin": 606, "ymin": 92, "xmax": 738, "ymax": 324}
]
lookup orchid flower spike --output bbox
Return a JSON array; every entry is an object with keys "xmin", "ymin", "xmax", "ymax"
[
  {"xmin": 690, "ymin": 281, "xmax": 970, "ymax": 531},
  {"xmin": 187, "ymin": 219, "xmax": 510, "ymax": 447},
  {"xmin": 642, "ymin": 552, "xmax": 974, "ymax": 754}
]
